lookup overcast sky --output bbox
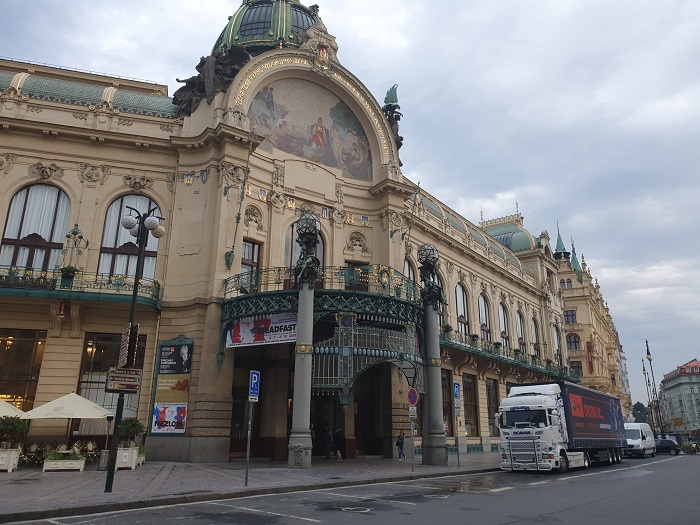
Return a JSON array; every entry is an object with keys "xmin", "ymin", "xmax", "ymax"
[{"xmin": 3, "ymin": 0, "xmax": 699, "ymax": 409}]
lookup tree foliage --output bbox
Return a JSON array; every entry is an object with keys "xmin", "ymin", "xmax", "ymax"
[{"xmin": 632, "ymin": 401, "xmax": 648, "ymax": 423}]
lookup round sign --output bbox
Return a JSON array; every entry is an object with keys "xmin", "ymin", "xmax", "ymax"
[{"xmin": 407, "ymin": 387, "xmax": 418, "ymax": 406}]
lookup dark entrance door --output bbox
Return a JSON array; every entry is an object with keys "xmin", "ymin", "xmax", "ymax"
[{"xmin": 353, "ymin": 363, "xmax": 392, "ymax": 456}]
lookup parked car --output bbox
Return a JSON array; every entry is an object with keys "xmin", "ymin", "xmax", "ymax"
[{"xmin": 655, "ymin": 438, "xmax": 681, "ymax": 455}]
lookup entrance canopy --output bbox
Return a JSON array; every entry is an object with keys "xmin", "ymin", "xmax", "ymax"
[
  {"xmin": 24, "ymin": 393, "xmax": 113, "ymax": 419},
  {"xmin": 0, "ymin": 399, "xmax": 28, "ymax": 419}
]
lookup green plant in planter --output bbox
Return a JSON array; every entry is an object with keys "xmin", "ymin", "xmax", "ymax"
[
  {"xmin": 0, "ymin": 416, "xmax": 28, "ymax": 447},
  {"xmin": 681, "ymin": 442, "xmax": 697, "ymax": 454},
  {"xmin": 59, "ymin": 265, "xmax": 80, "ymax": 276},
  {"xmin": 45, "ymin": 449, "xmax": 83, "ymax": 461},
  {"xmin": 120, "ymin": 418, "xmax": 145, "ymax": 444}
]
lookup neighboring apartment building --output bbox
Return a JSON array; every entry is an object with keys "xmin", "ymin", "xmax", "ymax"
[
  {"xmin": 660, "ymin": 359, "xmax": 700, "ymax": 435},
  {"xmin": 0, "ymin": 0, "xmax": 579, "ymax": 464},
  {"xmin": 553, "ymin": 232, "xmax": 631, "ymax": 417}
]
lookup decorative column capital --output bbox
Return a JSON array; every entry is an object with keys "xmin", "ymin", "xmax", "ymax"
[{"xmin": 295, "ymin": 342, "xmax": 314, "ymax": 354}]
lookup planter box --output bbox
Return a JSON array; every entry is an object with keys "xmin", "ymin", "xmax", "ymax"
[
  {"xmin": 0, "ymin": 449, "xmax": 20, "ymax": 472},
  {"xmin": 42, "ymin": 458, "xmax": 85, "ymax": 472},
  {"xmin": 116, "ymin": 447, "xmax": 144, "ymax": 470}
]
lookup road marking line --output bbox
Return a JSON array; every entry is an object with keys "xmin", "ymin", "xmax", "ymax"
[
  {"xmin": 490, "ymin": 487, "xmax": 514, "ymax": 492},
  {"xmin": 207, "ymin": 502, "xmax": 321, "ymax": 522},
  {"xmin": 528, "ymin": 481, "xmax": 549, "ymax": 485},
  {"xmin": 318, "ymin": 491, "xmax": 416, "ymax": 505}
]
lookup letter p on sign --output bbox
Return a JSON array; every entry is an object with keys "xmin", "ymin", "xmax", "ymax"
[{"xmin": 249, "ymin": 370, "xmax": 260, "ymax": 401}]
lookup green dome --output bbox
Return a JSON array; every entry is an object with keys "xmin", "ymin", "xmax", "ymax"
[
  {"xmin": 213, "ymin": 0, "xmax": 320, "ymax": 57},
  {"xmin": 484, "ymin": 222, "xmax": 536, "ymax": 252}
]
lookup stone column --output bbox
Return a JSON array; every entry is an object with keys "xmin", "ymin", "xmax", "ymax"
[
  {"xmin": 418, "ymin": 244, "xmax": 448, "ymax": 465},
  {"xmin": 287, "ymin": 213, "xmax": 321, "ymax": 468}
]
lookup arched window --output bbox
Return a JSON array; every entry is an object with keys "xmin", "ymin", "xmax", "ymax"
[
  {"xmin": 559, "ymin": 279, "xmax": 566, "ymax": 289},
  {"xmin": 455, "ymin": 284, "xmax": 469, "ymax": 335},
  {"xmin": 284, "ymin": 218, "xmax": 325, "ymax": 268},
  {"xmin": 478, "ymin": 294, "xmax": 491, "ymax": 342},
  {"xmin": 516, "ymin": 311, "xmax": 526, "ymax": 352},
  {"xmin": 99, "ymin": 195, "xmax": 161, "ymax": 279},
  {"xmin": 0, "ymin": 184, "xmax": 70, "ymax": 270},
  {"xmin": 566, "ymin": 279, "xmax": 572, "ymax": 288},
  {"xmin": 498, "ymin": 303, "xmax": 509, "ymax": 348},
  {"xmin": 437, "ymin": 275, "xmax": 445, "ymax": 328},
  {"xmin": 531, "ymin": 318, "xmax": 540, "ymax": 357},
  {"xmin": 403, "ymin": 258, "xmax": 416, "ymax": 301},
  {"xmin": 566, "ymin": 334, "xmax": 581, "ymax": 351}
]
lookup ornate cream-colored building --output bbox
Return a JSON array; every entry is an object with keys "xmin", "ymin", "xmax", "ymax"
[
  {"xmin": 0, "ymin": 0, "xmax": 582, "ymax": 464},
  {"xmin": 553, "ymin": 234, "xmax": 632, "ymax": 417}
]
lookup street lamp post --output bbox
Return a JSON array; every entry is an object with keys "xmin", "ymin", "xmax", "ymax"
[
  {"xmin": 104, "ymin": 206, "xmax": 165, "ymax": 493},
  {"xmin": 645, "ymin": 340, "xmax": 663, "ymax": 436},
  {"xmin": 642, "ymin": 360, "xmax": 655, "ymax": 433}
]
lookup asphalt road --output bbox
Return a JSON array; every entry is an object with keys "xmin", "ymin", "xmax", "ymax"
[{"xmin": 12, "ymin": 455, "xmax": 696, "ymax": 525}]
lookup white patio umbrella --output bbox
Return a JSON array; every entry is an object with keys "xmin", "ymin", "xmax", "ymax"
[
  {"xmin": 24, "ymin": 393, "xmax": 112, "ymax": 420},
  {"xmin": 24, "ymin": 393, "xmax": 114, "ymax": 446},
  {"xmin": 0, "ymin": 399, "xmax": 28, "ymax": 419}
]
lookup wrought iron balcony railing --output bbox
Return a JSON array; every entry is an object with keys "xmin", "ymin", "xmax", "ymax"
[
  {"xmin": 223, "ymin": 265, "xmax": 421, "ymax": 303},
  {"xmin": 440, "ymin": 330, "xmax": 580, "ymax": 382},
  {"xmin": 0, "ymin": 265, "xmax": 160, "ymax": 305}
]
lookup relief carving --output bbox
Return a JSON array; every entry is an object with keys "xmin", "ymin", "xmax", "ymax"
[
  {"xmin": 335, "ymin": 182, "xmax": 344, "ymax": 204},
  {"xmin": 78, "ymin": 163, "xmax": 110, "ymax": 185},
  {"xmin": 166, "ymin": 172, "xmax": 177, "ymax": 193},
  {"xmin": 273, "ymin": 163, "xmax": 285, "ymax": 186},
  {"xmin": 299, "ymin": 202, "xmax": 316, "ymax": 215},
  {"xmin": 345, "ymin": 232, "xmax": 370, "ymax": 254},
  {"xmin": 28, "ymin": 161, "xmax": 64, "ymax": 181},
  {"xmin": 269, "ymin": 190, "xmax": 286, "ymax": 209},
  {"xmin": 229, "ymin": 104, "xmax": 246, "ymax": 128},
  {"xmin": 123, "ymin": 175, "xmax": 154, "ymax": 190},
  {"xmin": 0, "ymin": 153, "xmax": 17, "ymax": 174},
  {"xmin": 332, "ymin": 208, "xmax": 346, "ymax": 225},
  {"xmin": 244, "ymin": 206, "xmax": 265, "ymax": 232},
  {"xmin": 383, "ymin": 160, "xmax": 402, "ymax": 181},
  {"xmin": 218, "ymin": 161, "xmax": 247, "ymax": 186}
]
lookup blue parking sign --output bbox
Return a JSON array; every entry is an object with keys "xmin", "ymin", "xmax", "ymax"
[
  {"xmin": 249, "ymin": 370, "xmax": 261, "ymax": 397},
  {"xmin": 454, "ymin": 382, "xmax": 460, "ymax": 399}
]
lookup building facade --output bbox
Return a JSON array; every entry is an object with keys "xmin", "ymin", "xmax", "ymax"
[
  {"xmin": 0, "ymin": 0, "xmax": 581, "ymax": 464},
  {"xmin": 660, "ymin": 359, "xmax": 700, "ymax": 435},
  {"xmin": 552, "ymin": 233, "xmax": 632, "ymax": 418}
]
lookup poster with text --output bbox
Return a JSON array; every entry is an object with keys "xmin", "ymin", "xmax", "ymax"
[
  {"xmin": 151, "ymin": 403, "xmax": 188, "ymax": 434},
  {"xmin": 225, "ymin": 313, "xmax": 297, "ymax": 348}
]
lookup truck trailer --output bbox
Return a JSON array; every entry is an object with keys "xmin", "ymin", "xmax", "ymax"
[{"xmin": 498, "ymin": 381, "xmax": 626, "ymax": 472}]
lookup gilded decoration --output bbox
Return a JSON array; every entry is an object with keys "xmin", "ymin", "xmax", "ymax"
[
  {"xmin": 123, "ymin": 175, "xmax": 154, "ymax": 191},
  {"xmin": 248, "ymin": 78, "xmax": 372, "ymax": 182},
  {"xmin": 78, "ymin": 163, "xmax": 110, "ymax": 185},
  {"xmin": 0, "ymin": 153, "xmax": 17, "ymax": 174},
  {"xmin": 28, "ymin": 161, "xmax": 64, "ymax": 181}
]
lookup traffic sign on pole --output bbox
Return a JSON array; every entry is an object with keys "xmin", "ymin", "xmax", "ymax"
[
  {"xmin": 454, "ymin": 382, "xmax": 461, "ymax": 399},
  {"xmin": 407, "ymin": 387, "xmax": 418, "ymax": 406},
  {"xmin": 249, "ymin": 370, "xmax": 260, "ymax": 402}
]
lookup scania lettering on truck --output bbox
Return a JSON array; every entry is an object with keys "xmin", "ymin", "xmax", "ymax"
[{"xmin": 497, "ymin": 381, "xmax": 626, "ymax": 472}]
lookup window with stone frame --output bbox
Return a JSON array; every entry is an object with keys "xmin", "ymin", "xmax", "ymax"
[
  {"xmin": 567, "ymin": 334, "xmax": 581, "ymax": 351},
  {"xmin": 0, "ymin": 184, "xmax": 70, "ymax": 270},
  {"xmin": 239, "ymin": 239, "xmax": 262, "ymax": 293},
  {"xmin": 462, "ymin": 374, "xmax": 479, "ymax": 437},
  {"xmin": 455, "ymin": 284, "xmax": 469, "ymax": 335},
  {"xmin": 570, "ymin": 360, "xmax": 583, "ymax": 378},
  {"xmin": 564, "ymin": 309, "xmax": 577, "ymax": 324},
  {"xmin": 516, "ymin": 311, "xmax": 526, "ymax": 352},
  {"xmin": 498, "ymin": 303, "xmax": 509, "ymax": 348},
  {"xmin": 478, "ymin": 294, "xmax": 491, "ymax": 342}
]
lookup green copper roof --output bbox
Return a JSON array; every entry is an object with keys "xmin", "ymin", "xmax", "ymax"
[
  {"xmin": 445, "ymin": 211, "xmax": 467, "ymax": 234},
  {"xmin": 555, "ymin": 225, "xmax": 566, "ymax": 253},
  {"xmin": 571, "ymin": 240, "xmax": 583, "ymax": 282},
  {"xmin": 1, "ymin": 69, "xmax": 178, "ymax": 119},
  {"xmin": 22, "ymin": 75, "xmax": 103, "ymax": 106},
  {"xmin": 0, "ymin": 71, "xmax": 13, "ymax": 92},
  {"xmin": 213, "ymin": 0, "xmax": 319, "ymax": 57},
  {"xmin": 484, "ymin": 222, "xmax": 536, "ymax": 252}
]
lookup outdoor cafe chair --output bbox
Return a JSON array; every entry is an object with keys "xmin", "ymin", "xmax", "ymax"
[
  {"xmin": 84, "ymin": 440, "xmax": 100, "ymax": 464},
  {"xmin": 21, "ymin": 442, "xmax": 42, "ymax": 466}
]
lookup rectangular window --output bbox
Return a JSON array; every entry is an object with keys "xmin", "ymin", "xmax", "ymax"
[
  {"xmin": 441, "ymin": 370, "xmax": 454, "ymax": 437},
  {"xmin": 0, "ymin": 329, "xmax": 46, "ymax": 411},
  {"xmin": 570, "ymin": 360, "xmax": 583, "ymax": 378},
  {"xmin": 462, "ymin": 374, "xmax": 479, "ymax": 437},
  {"xmin": 486, "ymin": 378, "xmax": 499, "ymax": 437},
  {"xmin": 77, "ymin": 333, "xmax": 146, "ymax": 420},
  {"xmin": 564, "ymin": 310, "xmax": 577, "ymax": 324},
  {"xmin": 240, "ymin": 239, "xmax": 261, "ymax": 292}
]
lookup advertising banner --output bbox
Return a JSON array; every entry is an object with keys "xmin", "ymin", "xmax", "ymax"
[
  {"xmin": 225, "ymin": 313, "xmax": 297, "ymax": 348},
  {"xmin": 151, "ymin": 403, "xmax": 187, "ymax": 433},
  {"xmin": 151, "ymin": 336, "xmax": 194, "ymax": 435}
]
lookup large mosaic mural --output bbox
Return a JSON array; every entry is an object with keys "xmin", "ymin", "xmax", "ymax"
[{"xmin": 248, "ymin": 78, "xmax": 372, "ymax": 181}]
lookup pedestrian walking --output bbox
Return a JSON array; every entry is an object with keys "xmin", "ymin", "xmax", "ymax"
[
  {"xmin": 333, "ymin": 426, "xmax": 343, "ymax": 462},
  {"xmin": 396, "ymin": 430, "xmax": 406, "ymax": 460}
]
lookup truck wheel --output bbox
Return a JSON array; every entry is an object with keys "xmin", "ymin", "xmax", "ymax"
[
  {"xmin": 608, "ymin": 449, "xmax": 614, "ymax": 465},
  {"xmin": 616, "ymin": 449, "xmax": 623, "ymax": 463},
  {"xmin": 583, "ymin": 453, "xmax": 590, "ymax": 469},
  {"xmin": 558, "ymin": 453, "xmax": 569, "ymax": 473}
]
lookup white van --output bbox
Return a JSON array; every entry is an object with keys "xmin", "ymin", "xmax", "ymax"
[{"xmin": 624, "ymin": 423, "xmax": 656, "ymax": 458}]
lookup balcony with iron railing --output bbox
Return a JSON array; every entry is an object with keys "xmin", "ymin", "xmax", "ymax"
[
  {"xmin": 440, "ymin": 330, "xmax": 580, "ymax": 382},
  {"xmin": 0, "ymin": 265, "xmax": 160, "ymax": 307},
  {"xmin": 221, "ymin": 265, "xmax": 425, "ymax": 327}
]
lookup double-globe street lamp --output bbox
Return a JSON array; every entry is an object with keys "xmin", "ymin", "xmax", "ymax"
[{"xmin": 104, "ymin": 206, "xmax": 165, "ymax": 493}]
